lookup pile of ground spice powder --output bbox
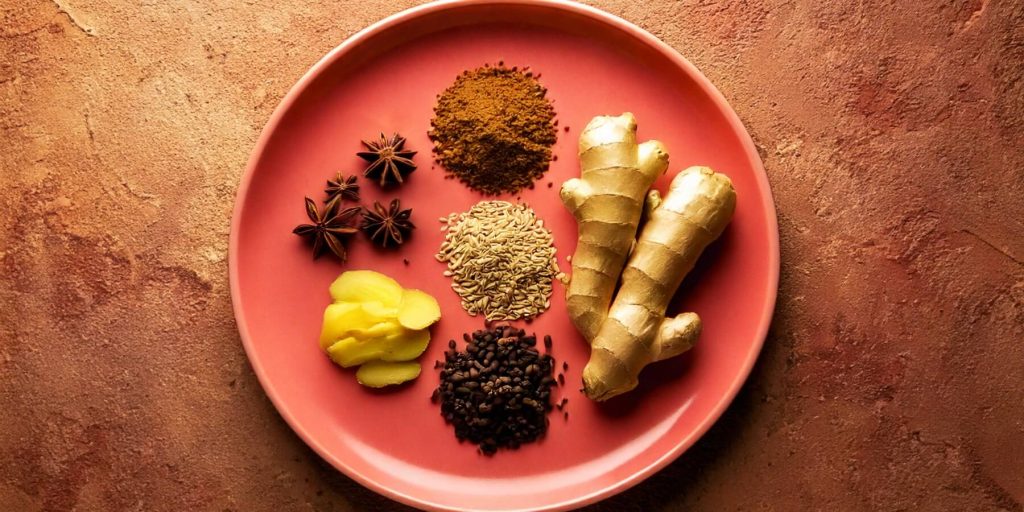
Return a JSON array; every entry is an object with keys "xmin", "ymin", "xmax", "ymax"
[{"xmin": 429, "ymin": 64, "xmax": 558, "ymax": 195}]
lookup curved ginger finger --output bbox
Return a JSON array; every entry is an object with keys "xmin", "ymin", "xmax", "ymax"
[
  {"xmin": 560, "ymin": 113, "xmax": 668, "ymax": 342},
  {"xmin": 583, "ymin": 167, "xmax": 736, "ymax": 401},
  {"xmin": 653, "ymin": 312, "xmax": 702, "ymax": 361}
]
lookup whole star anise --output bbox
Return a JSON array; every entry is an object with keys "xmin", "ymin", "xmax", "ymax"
[
  {"xmin": 292, "ymin": 195, "xmax": 361, "ymax": 260},
  {"xmin": 357, "ymin": 133, "xmax": 417, "ymax": 186},
  {"xmin": 361, "ymin": 199, "xmax": 414, "ymax": 248},
  {"xmin": 325, "ymin": 172, "xmax": 360, "ymax": 203}
]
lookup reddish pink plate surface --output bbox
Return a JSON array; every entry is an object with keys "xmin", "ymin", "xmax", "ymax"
[{"xmin": 230, "ymin": 1, "xmax": 778, "ymax": 510}]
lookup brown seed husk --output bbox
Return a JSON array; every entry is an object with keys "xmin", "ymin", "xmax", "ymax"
[{"xmin": 429, "ymin": 64, "xmax": 557, "ymax": 195}]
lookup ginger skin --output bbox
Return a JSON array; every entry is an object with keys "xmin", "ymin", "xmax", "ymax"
[
  {"xmin": 560, "ymin": 113, "xmax": 668, "ymax": 341},
  {"xmin": 582, "ymin": 166, "xmax": 736, "ymax": 401}
]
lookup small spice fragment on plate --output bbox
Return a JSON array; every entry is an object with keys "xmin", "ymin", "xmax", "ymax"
[
  {"xmin": 292, "ymin": 195, "xmax": 360, "ymax": 260},
  {"xmin": 358, "ymin": 133, "xmax": 417, "ymax": 186},
  {"xmin": 361, "ymin": 199, "xmax": 414, "ymax": 248}
]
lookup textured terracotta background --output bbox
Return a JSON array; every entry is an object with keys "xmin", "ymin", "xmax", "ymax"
[{"xmin": 2, "ymin": 0, "xmax": 1022, "ymax": 510}]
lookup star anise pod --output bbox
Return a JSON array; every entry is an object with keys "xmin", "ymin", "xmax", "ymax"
[
  {"xmin": 325, "ymin": 172, "xmax": 360, "ymax": 203},
  {"xmin": 357, "ymin": 133, "xmax": 417, "ymax": 186},
  {"xmin": 361, "ymin": 199, "xmax": 414, "ymax": 248},
  {"xmin": 292, "ymin": 195, "xmax": 361, "ymax": 260}
]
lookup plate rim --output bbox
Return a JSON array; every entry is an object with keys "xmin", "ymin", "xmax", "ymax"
[{"xmin": 228, "ymin": 1, "xmax": 780, "ymax": 510}]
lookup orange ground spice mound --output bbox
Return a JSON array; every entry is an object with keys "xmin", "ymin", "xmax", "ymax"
[{"xmin": 429, "ymin": 64, "xmax": 558, "ymax": 195}]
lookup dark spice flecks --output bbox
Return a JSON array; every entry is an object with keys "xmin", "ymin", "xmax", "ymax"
[{"xmin": 435, "ymin": 326, "xmax": 556, "ymax": 455}]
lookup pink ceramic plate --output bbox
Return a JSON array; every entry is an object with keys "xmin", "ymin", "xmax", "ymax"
[{"xmin": 230, "ymin": 1, "xmax": 778, "ymax": 510}]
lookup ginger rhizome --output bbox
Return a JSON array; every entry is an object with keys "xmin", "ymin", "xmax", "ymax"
[
  {"xmin": 583, "ymin": 167, "xmax": 736, "ymax": 400},
  {"xmin": 560, "ymin": 114, "xmax": 668, "ymax": 341},
  {"xmin": 561, "ymin": 113, "xmax": 736, "ymax": 401}
]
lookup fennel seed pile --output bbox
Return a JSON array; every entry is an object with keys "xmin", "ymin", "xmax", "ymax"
[{"xmin": 436, "ymin": 201, "xmax": 564, "ymax": 321}]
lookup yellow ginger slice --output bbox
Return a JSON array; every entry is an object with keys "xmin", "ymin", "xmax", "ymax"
[
  {"xmin": 381, "ymin": 328, "xmax": 431, "ymax": 362},
  {"xmin": 329, "ymin": 270, "xmax": 403, "ymax": 307},
  {"xmin": 356, "ymin": 361, "xmax": 421, "ymax": 388},
  {"xmin": 397, "ymin": 289, "xmax": 441, "ymax": 330}
]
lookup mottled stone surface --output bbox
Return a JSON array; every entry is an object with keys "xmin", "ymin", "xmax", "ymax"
[{"xmin": 1, "ymin": 0, "xmax": 1022, "ymax": 510}]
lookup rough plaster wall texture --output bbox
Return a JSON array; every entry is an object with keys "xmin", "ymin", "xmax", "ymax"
[{"xmin": 1, "ymin": 0, "xmax": 1022, "ymax": 511}]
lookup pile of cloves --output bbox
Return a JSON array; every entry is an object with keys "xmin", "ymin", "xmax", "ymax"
[{"xmin": 433, "ymin": 326, "xmax": 557, "ymax": 455}]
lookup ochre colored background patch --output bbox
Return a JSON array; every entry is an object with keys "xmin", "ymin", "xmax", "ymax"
[{"xmin": 1, "ymin": 0, "xmax": 1022, "ymax": 511}]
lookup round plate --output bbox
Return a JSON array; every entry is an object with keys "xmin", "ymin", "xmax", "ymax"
[{"xmin": 230, "ymin": 1, "xmax": 779, "ymax": 510}]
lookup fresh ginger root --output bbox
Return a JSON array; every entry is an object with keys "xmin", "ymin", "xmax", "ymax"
[
  {"xmin": 582, "ymin": 166, "xmax": 736, "ymax": 400},
  {"xmin": 560, "ymin": 113, "xmax": 668, "ymax": 341}
]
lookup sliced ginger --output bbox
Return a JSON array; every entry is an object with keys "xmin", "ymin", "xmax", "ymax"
[
  {"xmin": 346, "ymin": 319, "xmax": 404, "ymax": 339},
  {"xmin": 326, "ymin": 328, "xmax": 431, "ymax": 368},
  {"xmin": 319, "ymin": 270, "xmax": 440, "ymax": 388},
  {"xmin": 319, "ymin": 302, "xmax": 398, "ymax": 349},
  {"xmin": 397, "ymin": 289, "xmax": 441, "ymax": 330},
  {"xmin": 356, "ymin": 361, "xmax": 421, "ymax": 388},
  {"xmin": 329, "ymin": 270, "xmax": 403, "ymax": 307},
  {"xmin": 361, "ymin": 300, "xmax": 399, "ymax": 319},
  {"xmin": 381, "ymin": 328, "xmax": 431, "ymax": 362},
  {"xmin": 319, "ymin": 303, "xmax": 370, "ymax": 349},
  {"xmin": 327, "ymin": 336, "xmax": 385, "ymax": 368}
]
